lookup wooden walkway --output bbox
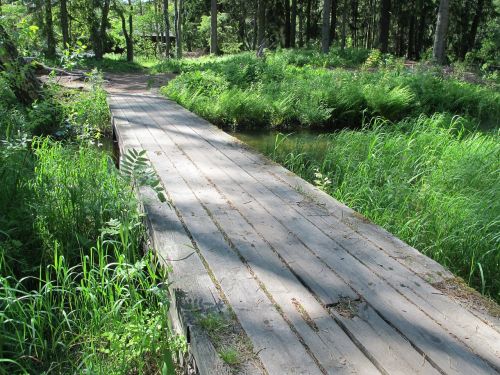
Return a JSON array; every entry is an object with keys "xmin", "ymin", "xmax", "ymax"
[{"xmin": 108, "ymin": 83, "xmax": 500, "ymax": 375}]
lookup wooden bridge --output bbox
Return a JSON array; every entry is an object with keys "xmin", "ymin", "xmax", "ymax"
[{"xmin": 107, "ymin": 78, "xmax": 500, "ymax": 375}]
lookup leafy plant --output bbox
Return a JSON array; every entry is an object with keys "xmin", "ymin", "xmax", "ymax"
[{"xmin": 120, "ymin": 148, "xmax": 167, "ymax": 203}]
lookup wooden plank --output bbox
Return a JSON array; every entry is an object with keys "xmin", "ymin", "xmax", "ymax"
[
  {"xmin": 135, "ymin": 102, "xmax": 383, "ymax": 374},
  {"xmin": 110, "ymin": 96, "xmax": 238, "ymax": 375},
  {"xmin": 133, "ymin": 95, "xmax": 500, "ymax": 374},
  {"xmin": 115, "ymin": 97, "xmax": 324, "ymax": 375},
  {"xmin": 160, "ymin": 96, "xmax": 500, "ymax": 369},
  {"xmin": 135, "ymin": 96, "xmax": 449, "ymax": 375}
]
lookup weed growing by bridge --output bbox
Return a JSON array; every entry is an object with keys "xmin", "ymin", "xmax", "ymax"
[{"xmin": 0, "ymin": 73, "xmax": 182, "ymax": 373}]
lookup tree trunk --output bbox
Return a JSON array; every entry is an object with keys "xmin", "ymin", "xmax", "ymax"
[
  {"xmin": 321, "ymin": 0, "xmax": 332, "ymax": 53},
  {"xmin": 210, "ymin": 0, "xmax": 218, "ymax": 54},
  {"xmin": 351, "ymin": 0, "xmax": 358, "ymax": 47},
  {"xmin": 330, "ymin": 0, "xmax": 337, "ymax": 43},
  {"xmin": 291, "ymin": 0, "xmax": 297, "ymax": 47},
  {"xmin": 45, "ymin": 0, "xmax": 56, "ymax": 59},
  {"xmin": 127, "ymin": 0, "xmax": 134, "ymax": 61},
  {"xmin": 379, "ymin": 0, "xmax": 390, "ymax": 53},
  {"xmin": 407, "ymin": 13, "xmax": 415, "ymax": 58},
  {"xmin": 163, "ymin": 0, "xmax": 171, "ymax": 58},
  {"xmin": 174, "ymin": 0, "xmax": 183, "ymax": 58},
  {"xmin": 305, "ymin": 0, "xmax": 311, "ymax": 43},
  {"xmin": 99, "ymin": 0, "xmax": 111, "ymax": 59},
  {"xmin": 257, "ymin": 0, "xmax": 266, "ymax": 47},
  {"xmin": 0, "ymin": 24, "xmax": 41, "ymax": 104},
  {"xmin": 466, "ymin": 0, "xmax": 484, "ymax": 57},
  {"xmin": 116, "ymin": 0, "xmax": 133, "ymax": 61},
  {"xmin": 415, "ymin": 0, "xmax": 426, "ymax": 59},
  {"xmin": 298, "ymin": 0, "xmax": 304, "ymax": 47},
  {"xmin": 284, "ymin": 0, "xmax": 291, "ymax": 47},
  {"xmin": 340, "ymin": 0, "xmax": 347, "ymax": 50},
  {"xmin": 60, "ymin": 0, "xmax": 69, "ymax": 48},
  {"xmin": 432, "ymin": 0, "xmax": 449, "ymax": 64}
]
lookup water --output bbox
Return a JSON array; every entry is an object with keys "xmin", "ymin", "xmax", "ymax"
[{"xmin": 230, "ymin": 128, "xmax": 330, "ymax": 155}]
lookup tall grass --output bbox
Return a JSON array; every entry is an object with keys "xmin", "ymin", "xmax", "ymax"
[
  {"xmin": 160, "ymin": 51, "xmax": 500, "ymax": 130},
  {"xmin": 263, "ymin": 114, "xmax": 500, "ymax": 300},
  {"xmin": 0, "ymin": 73, "xmax": 182, "ymax": 373}
]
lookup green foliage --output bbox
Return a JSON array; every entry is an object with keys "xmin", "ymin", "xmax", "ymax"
[
  {"xmin": 30, "ymin": 139, "xmax": 139, "ymax": 264},
  {"xmin": 63, "ymin": 70, "xmax": 111, "ymax": 141},
  {"xmin": 260, "ymin": 114, "xmax": 499, "ymax": 301},
  {"xmin": 121, "ymin": 148, "xmax": 167, "ymax": 203},
  {"xmin": 0, "ymin": 239, "xmax": 181, "ymax": 374},
  {"xmin": 159, "ymin": 50, "xmax": 500, "ymax": 130},
  {"xmin": 0, "ymin": 65, "xmax": 181, "ymax": 374},
  {"xmin": 219, "ymin": 348, "xmax": 242, "ymax": 365}
]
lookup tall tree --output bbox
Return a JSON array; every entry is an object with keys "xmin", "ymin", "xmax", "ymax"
[
  {"xmin": 210, "ymin": 0, "xmax": 218, "ymax": 54},
  {"xmin": 291, "ymin": 0, "xmax": 297, "ymax": 47},
  {"xmin": 162, "ymin": 0, "xmax": 171, "ymax": 58},
  {"xmin": 305, "ymin": 0, "xmax": 311, "ymax": 43},
  {"xmin": 60, "ymin": 0, "xmax": 69, "ymax": 48},
  {"xmin": 432, "ymin": 0, "xmax": 449, "ymax": 64},
  {"xmin": 465, "ymin": 0, "xmax": 485, "ymax": 57},
  {"xmin": 114, "ymin": 0, "xmax": 133, "ymax": 61},
  {"xmin": 351, "ymin": 0, "xmax": 358, "ymax": 47},
  {"xmin": 298, "ymin": 0, "xmax": 304, "ymax": 47},
  {"xmin": 45, "ymin": 0, "xmax": 56, "ymax": 58},
  {"xmin": 257, "ymin": 0, "xmax": 266, "ymax": 47},
  {"xmin": 330, "ymin": 0, "xmax": 338, "ymax": 43},
  {"xmin": 321, "ymin": 0, "xmax": 332, "ymax": 53},
  {"xmin": 379, "ymin": 0, "xmax": 391, "ymax": 53},
  {"xmin": 284, "ymin": 0, "xmax": 291, "ymax": 47},
  {"xmin": 174, "ymin": 0, "xmax": 183, "ymax": 58}
]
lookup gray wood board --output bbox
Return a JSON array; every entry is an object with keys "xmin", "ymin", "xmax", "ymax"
[{"xmin": 109, "ymin": 92, "xmax": 500, "ymax": 375}]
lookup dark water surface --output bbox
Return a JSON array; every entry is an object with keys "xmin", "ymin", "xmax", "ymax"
[{"xmin": 230, "ymin": 128, "xmax": 331, "ymax": 155}]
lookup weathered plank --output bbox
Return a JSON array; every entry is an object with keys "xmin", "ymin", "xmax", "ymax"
[
  {"xmin": 156, "ymin": 95, "xmax": 500, "ymax": 368},
  {"xmin": 108, "ymin": 91, "xmax": 500, "ymax": 375},
  {"xmin": 135, "ymin": 95, "xmax": 456, "ymax": 375},
  {"xmin": 115, "ymin": 96, "xmax": 324, "ymax": 375}
]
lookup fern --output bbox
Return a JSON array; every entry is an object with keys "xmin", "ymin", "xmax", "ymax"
[{"xmin": 120, "ymin": 148, "xmax": 167, "ymax": 203}]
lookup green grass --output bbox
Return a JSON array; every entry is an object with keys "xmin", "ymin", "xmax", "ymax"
[
  {"xmin": 159, "ymin": 50, "xmax": 500, "ymax": 130},
  {"xmin": 0, "ymin": 73, "xmax": 182, "ymax": 373},
  {"xmin": 80, "ymin": 53, "xmax": 160, "ymax": 73},
  {"xmin": 219, "ymin": 348, "xmax": 242, "ymax": 365},
  {"xmin": 258, "ymin": 115, "xmax": 499, "ymax": 301}
]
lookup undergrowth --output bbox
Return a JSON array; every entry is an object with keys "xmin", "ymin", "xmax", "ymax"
[
  {"xmin": 0, "ymin": 72, "xmax": 182, "ymax": 373},
  {"xmin": 158, "ymin": 50, "xmax": 500, "ymax": 130}
]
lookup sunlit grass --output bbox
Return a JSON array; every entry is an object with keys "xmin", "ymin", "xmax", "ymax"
[
  {"xmin": 159, "ymin": 51, "xmax": 500, "ymax": 130},
  {"xmin": 263, "ymin": 114, "xmax": 499, "ymax": 301}
]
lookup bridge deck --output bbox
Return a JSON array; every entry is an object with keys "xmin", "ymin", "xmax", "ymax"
[{"xmin": 108, "ymin": 85, "xmax": 499, "ymax": 375}]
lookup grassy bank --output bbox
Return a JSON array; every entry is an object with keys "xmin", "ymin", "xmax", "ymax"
[
  {"xmin": 0, "ymin": 73, "xmax": 182, "ymax": 373},
  {"xmin": 246, "ymin": 115, "xmax": 500, "ymax": 301},
  {"xmin": 158, "ymin": 50, "xmax": 500, "ymax": 131}
]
